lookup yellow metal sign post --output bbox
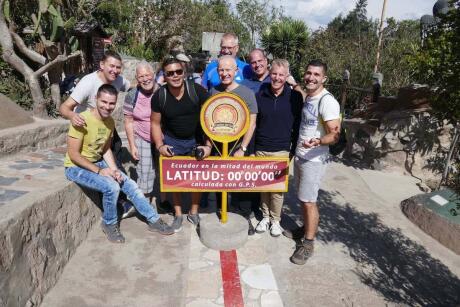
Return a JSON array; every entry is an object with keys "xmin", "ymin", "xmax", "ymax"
[{"xmin": 200, "ymin": 92, "xmax": 250, "ymax": 223}]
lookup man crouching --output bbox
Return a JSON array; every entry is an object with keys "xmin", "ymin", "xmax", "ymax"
[{"xmin": 64, "ymin": 84, "xmax": 174, "ymax": 243}]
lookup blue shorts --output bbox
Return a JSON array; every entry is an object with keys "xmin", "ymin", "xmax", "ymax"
[{"xmin": 164, "ymin": 134, "xmax": 196, "ymax": 156}]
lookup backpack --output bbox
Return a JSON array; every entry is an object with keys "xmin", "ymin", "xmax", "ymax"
[{"xmin": 317, "ymin": 93, "xmax": 347, "ymax": 156}]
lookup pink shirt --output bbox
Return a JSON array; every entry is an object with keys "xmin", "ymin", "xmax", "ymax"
[{"xmin": 131, "ymin": 91, "xmax": 152, "ymax": 142}]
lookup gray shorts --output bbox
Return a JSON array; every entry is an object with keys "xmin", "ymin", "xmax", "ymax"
[{"xmin": 294, "ymin": 156, "xmax": 328, "ymax": 203}]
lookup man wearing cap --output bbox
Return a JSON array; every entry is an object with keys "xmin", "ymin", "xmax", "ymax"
[{"xmin": 202, "ymin": 33, "xmax": 252, "ymax": 90}]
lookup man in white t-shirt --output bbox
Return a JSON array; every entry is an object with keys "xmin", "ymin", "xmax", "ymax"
[
  {"xmin": 284, "ymin": 59, "xmax": 341, "ymax": 265},
  {"xmin": 59, "ymin": 50, "xmax": 131, "ymax": 127}
]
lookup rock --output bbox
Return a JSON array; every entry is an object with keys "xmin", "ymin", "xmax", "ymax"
[
  {"xmin": 401, "ymin": 190, "xmax": 460, "ymax": 255},
  {"xmin": 0, "ymin": 93, "xmax": 34, "ymax": 130},
  {"xmin": 417, "ymin": 181, "xmax": 432, "ymax": 193}
]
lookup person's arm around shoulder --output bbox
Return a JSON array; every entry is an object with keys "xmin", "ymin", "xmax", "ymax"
[
  {"xmin": 286, "ymin": 75, "xmax": 307, "ymax": 101},
  {"xmin": 60, "ymin": 97, "xmax": 86, "ymax": 127}
]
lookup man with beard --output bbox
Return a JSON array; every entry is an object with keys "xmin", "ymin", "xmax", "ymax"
[
  {"xmin": 64, "ymin": 84, "xmax": 174, "ymax": 243},
  {"xmin": 284, "ymin": 59, "xmax": 341, "ymax": 265},
  {"xmin": 123, "ymin": 61, "xmax": 158, "ymax": 207}
]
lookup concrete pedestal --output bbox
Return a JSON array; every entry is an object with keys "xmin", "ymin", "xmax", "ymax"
[{"xmin": 199, "ymin": 212, "xmax": 248, "ymax": 251}]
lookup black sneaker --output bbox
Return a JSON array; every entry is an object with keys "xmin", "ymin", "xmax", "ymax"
[
  {"xmin": 247, "ymin": 218, "xmax": 255, "ymax": 236},
  {"xmin": 121, "ymin": 201, "xmax": 136, "ymax": 219},
  {"xmin": 187, "ymin": 213, "xmax": 200, "ymax": 225},
  {"xmin": 282, "ymin": 225, "xmax": 305, "ymax": 239},
  {"xmin": 101, "ymin": 221, "xmax": 125, "ymax": 243},
  {"xmin": 172, "ymin": 215, "xmax": 183, "ymax": 233},
  {"xmin": 290, "ymin": 238, "xmax": 314, "ymax": 265},
  {"xmin": 147, "ymin": 218, "xmax": 174, "ymax": 235},
  {"xmin": 158, "ymin": 200, "xmax": 172, "ymax": 213}
]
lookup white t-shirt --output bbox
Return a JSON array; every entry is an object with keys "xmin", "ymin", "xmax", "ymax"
[
  {"xmin": 296, "ymin": 88, "xmax": 340, "ymax": 162},
  {"xmin": 70, "ymin": 71, "xmax": 130, "ymax": 113}
]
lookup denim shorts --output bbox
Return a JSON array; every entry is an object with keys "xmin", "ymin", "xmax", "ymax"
[
  {"xmin": 164, "ymin": 134, "xmax": 196, "ymax": 156},
  {"xmin": 294, "ymin": 156, "xmax": 328, "ymax": 203}
]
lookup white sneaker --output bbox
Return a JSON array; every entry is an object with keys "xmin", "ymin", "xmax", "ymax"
[
  {"xmin": 270, "ymin": 221, "xmax": 283, "ymax": 237},
  {"xmin": 255, "ymin": 217, "xmax": 270, "ymax": 233}
]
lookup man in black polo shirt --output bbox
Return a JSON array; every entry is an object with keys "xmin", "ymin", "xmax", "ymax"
[{"xmin": 151, "ymin": 57, "xmax": 211, "ymax": 232}]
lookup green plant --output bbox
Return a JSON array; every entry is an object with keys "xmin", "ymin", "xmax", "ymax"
[{"xmin": 261, "ymin": 17, "xmax": 309, "ymax": 80}]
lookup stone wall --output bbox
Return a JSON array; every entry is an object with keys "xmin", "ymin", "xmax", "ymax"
[
  {"xmin": 0, "ymin": 184, "xmax": 100, "ymax": 307},
  {"xmin": 343, "ymin": 85, "xmax": 447, "ymax": 190},
  {"xmin": 0, "ymin": 119, "xmax": 69, "ymax": 158}
]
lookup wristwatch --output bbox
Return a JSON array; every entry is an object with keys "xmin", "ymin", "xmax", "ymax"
[{"xmin": 240, "ymin": 145, "xmax": 247, "ymax": 152}]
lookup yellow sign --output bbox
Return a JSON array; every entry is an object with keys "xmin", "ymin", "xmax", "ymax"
[{"xmin": 200, "ymin": 92, "xmax": 250, "ymax": 143}]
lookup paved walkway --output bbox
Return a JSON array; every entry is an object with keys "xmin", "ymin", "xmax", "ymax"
[
  {"xmin": 1, "ymin": 143, "xmax": 459, "ymax": 306},
  {"xmin": 35, "ymin": 157, "xmax": 460, "ymax": 306}
]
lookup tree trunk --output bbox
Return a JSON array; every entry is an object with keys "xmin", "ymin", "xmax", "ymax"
[
  {"xmin": 439, "ymin": 125, "xmax": 460, "ymax": 188},
  {"xmin": 26, "ymin": 75, "xmax": 48, "ymax": 117}
]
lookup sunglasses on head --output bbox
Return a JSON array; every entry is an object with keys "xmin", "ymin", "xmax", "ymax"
[{"xmin": 165, "ymin": 69, "xmax": 184, "ymax": 77}]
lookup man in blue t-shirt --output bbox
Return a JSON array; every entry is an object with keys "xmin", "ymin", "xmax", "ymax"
[{"xmin": 201, "ymin": 33, "xmax": 252, "ymax": 90}]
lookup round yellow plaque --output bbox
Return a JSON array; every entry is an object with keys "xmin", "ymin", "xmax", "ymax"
[{"xmin": 200, "ymin": 92, "xmax": 250, "ymax": 143}]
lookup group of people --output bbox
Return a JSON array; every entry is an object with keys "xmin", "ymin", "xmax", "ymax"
[{"xmin": 61, "ymin": 32, "xmax": 341, "ymax": 265}]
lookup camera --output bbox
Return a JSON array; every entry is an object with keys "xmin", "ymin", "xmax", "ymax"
[{"xmin": 191, "ymin": 146, "xmax": 205, "ymax": 160}]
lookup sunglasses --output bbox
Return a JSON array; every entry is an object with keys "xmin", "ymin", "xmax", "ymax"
[{"xmin": 165, "ymin": 69, "xmax": 184, "ymax": 77}]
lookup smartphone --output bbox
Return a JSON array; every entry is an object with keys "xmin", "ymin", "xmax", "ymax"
[{"xmin": 166, "ymin": 146, "xmax": 174, "ymax": 156}]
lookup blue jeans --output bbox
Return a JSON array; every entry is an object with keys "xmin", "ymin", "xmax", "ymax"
[
  {"xmin": 65, "ymin": 161, "xmax": 160, "ymax": 225},
  {"xmin": 164, "ymin": 134, "xmax": 196, "ymax": 155}
]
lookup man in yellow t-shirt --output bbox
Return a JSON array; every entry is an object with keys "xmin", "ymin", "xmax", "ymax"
[{"xmin": 64, "ymin": 84, "xmax": 174, "ymax": 243}]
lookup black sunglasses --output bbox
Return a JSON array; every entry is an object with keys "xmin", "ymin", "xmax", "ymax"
[{"xmin": 165, "ymin": 69, "xmax": 184, "ymax": 77}]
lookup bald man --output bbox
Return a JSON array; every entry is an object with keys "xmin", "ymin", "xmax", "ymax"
[{"xmin": 210, "ymin": 56, "xmax": 258, "ymax": 235}]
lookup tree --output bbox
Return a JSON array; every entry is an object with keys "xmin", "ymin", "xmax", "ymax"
[
  {"xmin": 0, "ymin": 0, "xmax": 81, "ymax": 117},
  {"xmin": 261, "ymin": 18, "xmax": 309, "ymax": 79},
  {"xmin": 236, "ymin": 0, "xmax": 282, "ymax": 49},
  {"xmin": 411, "ymin": 0, "xmax": 460, "ymax": 193}
]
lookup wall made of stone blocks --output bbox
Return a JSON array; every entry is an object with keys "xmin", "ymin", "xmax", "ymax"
[{"xmin": 0, "ymin": 184, "xmax": 100, "ymax": 307}]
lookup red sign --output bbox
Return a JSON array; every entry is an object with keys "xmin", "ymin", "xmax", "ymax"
[{"xmin": 160, "ymin": 157, "xmax": 289, "ymax": 192}]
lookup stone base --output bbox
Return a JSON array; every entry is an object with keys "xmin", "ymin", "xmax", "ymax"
[
  {"xmin": 199, "ymin": 212, "xmax": 248, "ymax": 251},
  {"xmin": 401, "ymin": 191, "xmax": 460, "ymax": 255}
]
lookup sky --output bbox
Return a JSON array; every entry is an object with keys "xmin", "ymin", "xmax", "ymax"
[{"xmin": 231, "ymin": 0, "xmax": 437, "ymax": 30}]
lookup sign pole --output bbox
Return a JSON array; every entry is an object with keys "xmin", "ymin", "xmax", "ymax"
[{"xmin": 221, "ymin": 142, "xmax": 229, "ymax": 223}]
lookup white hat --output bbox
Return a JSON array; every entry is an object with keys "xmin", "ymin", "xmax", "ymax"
[{"xmin": 176, "ymin": 53, "xmax": 190, "ymax": 63}]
